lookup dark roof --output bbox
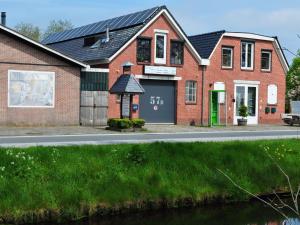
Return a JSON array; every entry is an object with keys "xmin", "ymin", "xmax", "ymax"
[
  {"xmin": 46, "ymin": 25, "xmax": 143, "ymax": 62},
  {"xmin": 188, "ymin": 30, "xmax": 225, "ymax": 59},
  {"xmin": 43, "ymin": 6, "xmax": 166, "ymax": 63},
  {"xmin": 42, "ymin": 6, "xmax": 162, "ymax": 45},
  {"xmin": 110, "ymin": 74, "xmax": 145, "ymax": 94}
]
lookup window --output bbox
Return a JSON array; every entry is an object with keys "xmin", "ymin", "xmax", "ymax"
[
  {"xmin": 84, "ymin": 36, "xmax": 99, "ymax": 47},
  {"xmin": 185, "ymin": 81, "xmax": 197, "ymax": 103},
  {"xmin": 241, "ymin": 42, "xmax": 254, "ymax": 70},
  {"xmin": 222, "ymin": 47, "xmax": 233, "ymax": 69},
  {"xmin": 155, "ymin": 33, "xmax": 167, "ymax": 64},
  {"xmin": 267, "ymin": 84, "xmax": 277, "ymax": 105},
  {"xmin": 137, "ymin": 37, "xmax": 151, "ymax": 63},
  {"xmin": 261, "ymin": 50, "xmax": 272, "ymax": 71},
  {"xmin": 8, "ymin": 70, "xmax": 55, "ymax": 108},
  {"xmin": 170, "ymin": 40, "xmax": 184, "ymax": 65}
]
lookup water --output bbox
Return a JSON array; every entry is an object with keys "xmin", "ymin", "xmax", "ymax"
[{"xmin": 67, "ymin": 201, "xmax": 300, "ymax": 225}]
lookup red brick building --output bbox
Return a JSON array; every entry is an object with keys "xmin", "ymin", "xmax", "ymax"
[
  {"xmin": 43, "ymin": 6, "xmax": 288, "ymax": 126},
  {"xmin": 0, "ymin": 23, "xmax": 87, "ymax": 126}
]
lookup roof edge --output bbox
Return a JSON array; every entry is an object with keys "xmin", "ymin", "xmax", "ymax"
[{"xmin": 0, "ymin": 24, "xmax": 88, "ymax": 68}]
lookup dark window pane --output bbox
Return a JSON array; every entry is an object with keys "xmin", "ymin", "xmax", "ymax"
[
  {"xmin": 171, "ymin": 41, "xmax": 184, "ymax": 65},
  {"xmin": 156, "ymin": 35, "xmax": 165, "ymax": 59},
  {"xmin": 247, "ymin": 43, "xmax": 252, "ymax": 68},
  {"xmin": 222, "ymin": 48, "xmax": 232, "ymax": 67},
  {"xmin": 261, "ymin": 51, "xmax": 271, "ymax": 70},
  {"xmin": 248, "ymin": 87, "xmax": 256, "ymax": 116},
  {"xmin": 137, "ymin": 38, "xmax": 151, "ymax": 63},
  {"xmin": 241, "ymin": 43, "xmax": 246, "ymax": 67}
]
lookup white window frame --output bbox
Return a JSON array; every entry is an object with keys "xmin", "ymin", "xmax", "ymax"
[
  {"xmin": 241, "ymin": 42, "xmax": 254, "ymax": 70},
  {"xmin": 267, "ymin": 84, "xmax": 278, "ymax": 105},
  {"xmin": 154, "ymin": 32, "xmax": 167, "ymax": 64},
  {"xmin": 222, "ymin": 47, "xmax": 233, "ymax": 69},
  {"xmin": 261, "ymin": 50, "xmax": 272, "ymax": 72},
  {"xmin": 8, "ymin": 70, "xmax": 55, "ymax": 108},
  {"xmin": 185, "ymin": 80, "xmax": 197, "ymax": 103}
]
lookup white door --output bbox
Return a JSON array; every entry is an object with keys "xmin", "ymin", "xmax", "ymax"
[{"xmin": 234, "ymin": 84, "xmax": 259, "ymax": 125}]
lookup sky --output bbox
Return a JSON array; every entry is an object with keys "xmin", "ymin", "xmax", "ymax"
[{"xmin": 0, "ymin": 0, "xmax": 299, "ymax": 63}]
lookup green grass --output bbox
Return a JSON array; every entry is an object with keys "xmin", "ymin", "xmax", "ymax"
[{"xmin": 0, "ymin": 139, "xmax": 300, "ymax": 222}]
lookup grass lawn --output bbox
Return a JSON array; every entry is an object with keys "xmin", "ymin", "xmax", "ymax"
[{"xmin": 0, "ymin": 139, "xmax": 300, "ymax": 222}]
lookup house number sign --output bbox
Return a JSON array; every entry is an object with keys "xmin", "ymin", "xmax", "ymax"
[{"xmin": 150, "ymin": 96, "xmax": 164, "ymax": 111}]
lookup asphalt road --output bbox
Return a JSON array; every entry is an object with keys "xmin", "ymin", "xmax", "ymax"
[{"xmin": 0, "ymin": 129, "xmax": 299, "ymax": 147}]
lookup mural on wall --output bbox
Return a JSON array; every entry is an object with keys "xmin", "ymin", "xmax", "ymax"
[{"xmin": 8, "ymin": 70, "xmax": 55, "ymax": 107}]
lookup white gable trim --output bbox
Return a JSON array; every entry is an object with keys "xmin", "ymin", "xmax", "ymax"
[
  {"xmin": 0, "ymin": 24, "xmax": 88, "ymax": 68},
  {"xmin": 224, "ymin": 32, "xmax": 275, "ymax": 42},
  {"xmin": 108, "ymin": 9, "xmax": 206, "ymax": 65}
]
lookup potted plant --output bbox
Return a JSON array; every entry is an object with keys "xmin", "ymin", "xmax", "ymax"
[{"xmin": 237, "ymin": 105, "xmax": 248, "ymax": 126}]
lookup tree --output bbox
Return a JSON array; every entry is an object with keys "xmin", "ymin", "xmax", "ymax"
[
  {"xmin": 14, "ymin": 23, "xmax": 41, "ymax": 41},
  {"xmin": 286, "ymin": 50, "xmax": 300, "ymax": 112},
  {"xmin": 43, "ymin": 19, "xmax": 73, "ymax": 39}
]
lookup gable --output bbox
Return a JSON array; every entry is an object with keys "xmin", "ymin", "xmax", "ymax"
[{"xmin": 0, "ymin": 24, "xmax": 87, "ymax": 67}]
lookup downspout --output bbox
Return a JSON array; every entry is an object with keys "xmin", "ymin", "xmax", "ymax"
[{"xmin": 201, "ymin": 65, "xmax": 206, "ymax": 126}]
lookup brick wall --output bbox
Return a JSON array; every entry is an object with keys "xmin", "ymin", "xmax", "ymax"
[
  {"xmin": 204, "ymin": 36, "xmax": 286, "ymax": 125},
  {"xmin": 0, "ymin": 31, "xmax": 81, "ymax": 126},
  {"xmin": 107, "ymin": 14, "xmax": 202, "ymax": 125}
]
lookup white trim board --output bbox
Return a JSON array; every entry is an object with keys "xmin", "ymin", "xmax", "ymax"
[
  {"xmin": 81, "ymin": 68, "xmax": 109, "ymax": 73},
  {"xmin": 135, "ymin": 75, "xmax": 182, "ymax": 81},
  {"xmin": 0, "ymin": 24, "xmax": 88, "ymax": 68},
  {"xmin": 108, "ymin": 9, "xmax": 206, "ymax": 65},
  {"xmin": 234, "ymin": 80, "xmax": 260, "ymax": 85}
]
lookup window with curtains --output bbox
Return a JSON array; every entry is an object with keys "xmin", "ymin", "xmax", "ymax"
[
  {"xmin": 137, "ymin": 37, "xmax": 151, "ymax": 63},
  {"xmin": 185, "ymin": 80, "xmax": 197, "ymax": 103},
  {"xmin": 170, "ymin": 40, "xmax": 184, "ymax": 65}
]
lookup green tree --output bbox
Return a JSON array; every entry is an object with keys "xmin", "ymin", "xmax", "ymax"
[
  {"xmin": 43, "ymin": 19, "xmax": 73, "ymax": 39},
  {"xmin": 286, "ymin": 50, "xmax": 300, "ymax": 112},
  {"xmin": 14, "ymin": 23, "xmax": 41, "ymax": 41}
]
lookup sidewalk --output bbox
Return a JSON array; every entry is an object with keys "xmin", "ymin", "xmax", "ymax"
[{"xmin": 0, "ymin": 124, "xmax": 297, "ymax": 136}]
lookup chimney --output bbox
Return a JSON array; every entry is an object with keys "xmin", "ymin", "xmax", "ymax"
[
  {"xmin": 106, "ymin": 26, "xmax": 110, "ymax": 42},
  {"xmin": 1, "ymin": 12, "xmax": 6, "ymax": 26}
]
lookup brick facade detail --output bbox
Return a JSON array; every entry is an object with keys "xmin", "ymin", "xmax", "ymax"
[
  {"xmin": 204, "ymin": 36, "xmax": 286, "ymax": 125},
  {"xmin": 104, "ymin": 14, "xmax": 202, "ymax": 125},
  {"xmin": 0, "ymin": 31, "xmax": 81, "ymax": 126},
  {"xmin": 100, "ymin": 14, "xmax": 286, "ymax": 125}
]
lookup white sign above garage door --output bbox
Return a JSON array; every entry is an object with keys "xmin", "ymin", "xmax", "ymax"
[{"xmin": 144, "ymin": 66, "xmax": 177, "ymax": 76}]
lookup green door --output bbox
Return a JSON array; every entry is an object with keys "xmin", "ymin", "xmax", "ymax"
[{"xmin": 211, "ymin": 92, "xmax": 219, "ymax": 125}]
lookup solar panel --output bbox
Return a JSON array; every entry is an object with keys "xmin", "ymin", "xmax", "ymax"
[{"xmin": 42, "ymin": 6, "xmax": 161, "ymax": 44}]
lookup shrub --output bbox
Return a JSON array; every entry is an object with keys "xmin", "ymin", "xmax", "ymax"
[
  {"xmin": 107, "ymin": 118, "xmax": 133, "ymax": 129},
  {"xmin": 108, "ymin": 118, "xmax": 145, "ymax": 129},
  {"xmin": 132, "ymin": 119, "xmax": 145, "ymax": 128},
  {"xmin": 239, "ymin": 105, "xmax": 248, "ymax": 118}
]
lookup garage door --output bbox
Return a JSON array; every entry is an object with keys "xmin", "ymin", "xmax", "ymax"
[{"xmin": 139, "ymin": 80, "xmax": 176, "ymax": 123}]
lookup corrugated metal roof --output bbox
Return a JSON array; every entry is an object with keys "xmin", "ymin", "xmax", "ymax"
[
  {"xmin": 188, "ymin": 30, "xmax": 225, "ymax": 59},
  {"xmin": 42, "ymin": 6, "xmax": 161, "ymax": 45}
]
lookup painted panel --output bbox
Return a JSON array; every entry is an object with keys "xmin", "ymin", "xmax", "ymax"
[{"xmin": 8, "ymin": 70, "xmax": 55, "ymax": 108}]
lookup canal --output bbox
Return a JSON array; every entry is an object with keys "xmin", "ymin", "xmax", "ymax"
[{"xmin": 60, "ymin": 201, "xmax": 300, "ymax": 225}]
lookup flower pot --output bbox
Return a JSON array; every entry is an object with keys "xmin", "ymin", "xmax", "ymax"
[{"xmin": 237, "ymin": 118, "xmax": 247, "ymax": 126}]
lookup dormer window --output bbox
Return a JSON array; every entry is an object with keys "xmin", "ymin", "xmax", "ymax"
[{"xmin": 83, "ymin": 36, "xmax": 99, "ymax": 47}]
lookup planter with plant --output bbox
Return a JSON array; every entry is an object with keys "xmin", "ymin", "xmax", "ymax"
[{"xmin": 237, "ymin": 105, "xmax": 248, "ymax": 126}]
